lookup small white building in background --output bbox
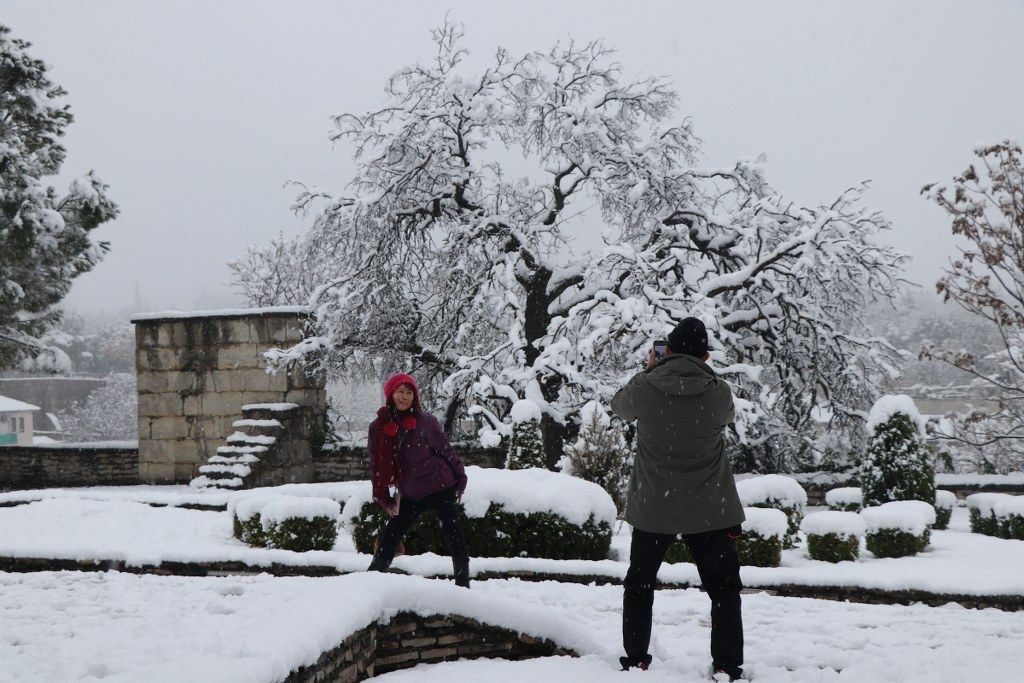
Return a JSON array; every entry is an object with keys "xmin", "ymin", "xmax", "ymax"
[{"xmin": 0, "ymin": 395, "xmax": 39, "ymax": 446}]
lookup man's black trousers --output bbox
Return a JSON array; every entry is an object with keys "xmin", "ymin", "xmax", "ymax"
[
  {"xmin": 623, "ymin": 525, "xmax": 743, "ymax": 674},
  {"xmin": 367, "ymin": 485, "xmax": 470, "ymax": 586}
]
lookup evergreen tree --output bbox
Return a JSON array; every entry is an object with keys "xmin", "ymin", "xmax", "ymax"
[
  {"xmin": 564, "ymin": 401, "xmax": 631, "ymax": 513},
  {"xmin": 860, "ymin": 396, "xmax": 935, "ymax": 507},
  {"xmin": 505, "ymin": 400, "xmax": 545, "ymax": 470},
  {"xmin": 0, "ymin": 25, "xmax": 118, "ymax": 370}
]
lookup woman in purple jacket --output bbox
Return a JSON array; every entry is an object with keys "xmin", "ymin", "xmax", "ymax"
[{"xmin": 366, "ymin": 372, "xmax": 470, "ymax": 587}]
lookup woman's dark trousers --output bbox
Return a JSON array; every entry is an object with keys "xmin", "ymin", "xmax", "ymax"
[
  {"xmin": 367, "ymin": 485, "xmax": 470, "ymax": 587},
  {"xmin": 623, "ymin": 526, "xmax": 743, "ymax": 676}
]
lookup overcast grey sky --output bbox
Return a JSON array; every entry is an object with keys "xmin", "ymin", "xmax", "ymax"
[{"xmin": 5, "ymin": 0, "xmax": 1023, "ymax": 316}]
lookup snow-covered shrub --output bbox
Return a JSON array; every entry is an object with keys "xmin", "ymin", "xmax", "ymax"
[
  {"xmin": 934, "ymin": 489, "xmax": 957, "ymax": 530},
  {"xmin": 737, "ymin": 507, "xmax": 788, "ymax": 567},
  {"xmin": 825, "ymin": 487, "xmax": 863, "ymax": 512},
  {"xmin": 801, "ymin": 511, "xmax": 865, "ymax": 563},
  {"xmin": 345, "ymin": 467, "xmax": 615, "ymax": 560},
  {"xmin": 860, "ymin": 395, "xmax": 935, "ymax": 508},
  {"xmin": 563, "ymin": 401, "xmax": 630, "ymax": 513},
  {"xmin": 231, "ymin": 494, "xmax": 339, "ymax": 551},
  {"xmin": 967, "ymin": 493, "xmax": 1024, "ymax": 539},
  {"xmin": 505, "ymin": 401, "xmax": 545, "ymax": 470},
  {"xmin": 260, "ymin": 497, "xmax": 339, "ymax": 552},
  {"xmin": 736, "ymin": 474, "xmax": 807, "ymax": 548},
  {"xmin": 664, "ymin": 508, "xmax": 786, "ymax": 567},
  {"xmin": 995, "ymin": 496, "xmax": 1024, "ymax": 540},
  {"xmin": 862, "ymin": 502, "xmax": 931, "ymax": 558},
  {"xmin": 230, "ymin": 494, "xmax": 278, "ymax": 547}
]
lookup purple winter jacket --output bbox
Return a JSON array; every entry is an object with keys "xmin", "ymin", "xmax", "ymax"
[{"xmin": 368, "ymin": 412, "xmax": 468, "ymax": 504}]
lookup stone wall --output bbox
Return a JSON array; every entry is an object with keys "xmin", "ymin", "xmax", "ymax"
[
  {"xmin": 285, "ymin": 611, "xmax": 575, "ymax": 682},
  {"xmin": 0, "ymin": 443, "xmax": 138, "ymax": 491},
  {"xmin": 313, "ymin": 444, "xmax": 505, "ymax": 482},
  {"xmin": 132, "ymin": 308, "xmax": 325, "ymax": 484}
]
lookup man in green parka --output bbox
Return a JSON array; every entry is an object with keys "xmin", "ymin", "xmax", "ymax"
[{"xmin": 611, "ymin": 317, "xmax": 745, "ymax": 682}]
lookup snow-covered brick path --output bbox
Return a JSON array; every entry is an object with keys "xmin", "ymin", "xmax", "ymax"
[
  {"xmin": 1, "ymin": 500, "xmax": 1023, "ymax": 598},
  {"xmin": 1, "ymin": 572, "xmax": 1021, "ymax": 682}
]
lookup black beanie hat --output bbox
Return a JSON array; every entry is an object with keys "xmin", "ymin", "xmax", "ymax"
[{"xmin": 667, "ymin": 317, "xmax": 709, "ymax": 358}]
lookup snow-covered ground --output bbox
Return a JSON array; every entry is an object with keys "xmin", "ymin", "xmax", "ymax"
[
  {"xmin": 1, "ymin": 497, "xmax": 1022, "ymax": 597},
  {"xmin": 1, "ymin": 571, "xmax": 1020, "ymax": 682}
]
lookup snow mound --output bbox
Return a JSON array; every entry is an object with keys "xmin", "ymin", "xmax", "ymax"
[
  {"xmin": 965, "ymin": 492, "xmax": 1011, "ymax": 517},
  {"xmin": 509, "ymin": 400, "xmax": 542, "ymax": 424},
  {"xmin": 736, "ymin": 474, "xmax": 807, "ymax": 508},
  {"xmin": 991, "ymin": 495, "xmax": 1024, "ymax": 518},
  {"xmin": 825, "ymin": 487, "xmax": 862, "ymax": 507},
  {"xmin": 741, "ymin": 507, "xmax": 788, "ymax": 539},
  {"xmin": 866, "ymin": 394, "xmax": 925, "ymax": 435},
  {"xmin": 260, "ymin": 497, "xmax": 339, "ymax": 530},
  {"xmin": 861, "ymin": 502, "xmax": 931, "ymax": 535},
  {"xmin": 800, "ymin": 511, "xmax": 866, "ymax": 538},
  {"xmin": 934, "ymin": 489, "xmax": 957, "ymax": 510},
  {"xmin": 342, "ymin": 466, "xmax": 616, "ymax": 528}
]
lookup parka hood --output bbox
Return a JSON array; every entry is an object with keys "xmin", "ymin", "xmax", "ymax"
[{"xmin": 643, "ymin": 353, "xmax": 719, "ymax": 398}]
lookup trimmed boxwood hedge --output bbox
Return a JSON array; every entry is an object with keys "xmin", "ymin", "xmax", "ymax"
[
  {"xmin": 266, "ymin": 516, "xmax": 337, "ymax": 552},
  {"xmin": 865, "ymin": 528, "xmax": 930, "ymax": 558},
  {"xmin": 934, "ymin": 506, "xmax": 952, "ymax": 531},
  {"xmin": 747, "ymin": 502, "xmax": 802, "ymax": 549},
  {"xmin": 664, "ymin": 531, "xmax": 781, "ymax": 568},
  {"xmin": 807, "ymin": 532, "xmax": 859, "ymax": 563},
  {"xmin": 969, "ymin": 507, "xmax": 1000, "ymax": 537},
  {"xmin": 350, "ymin": 501, "xmax": 611, "ymax": 561},
  {"xmin": 233, "ymin": 509, "xmax": 338, "ymax": 552}
]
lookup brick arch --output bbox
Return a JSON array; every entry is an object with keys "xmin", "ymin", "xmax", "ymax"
[{"xmin": 285, "ymin": 611, "xmax": 577, "ymax": 681}]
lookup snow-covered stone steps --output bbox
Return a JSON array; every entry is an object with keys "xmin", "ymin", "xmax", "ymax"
[
  {"xmin": 216, "ymin": 444, "xmax": 269, "ymax": 455},
  {"xmin": 232, "ymin": 418, "xmax": 282, "ymax": 429},
  {"xmin": 208, "ymin": 453, "xmax": 260, "ymax": 465},
  {"xmin": 190, "ymin": 475, "xmax": 243, "ymax": 489},
  {"xmin": 225, "ymin": 431, "xmax": 277, "ymax": 446},
  {"xmin": 197, "ymin": 463, "xmax": 252, "ymax": 478}
]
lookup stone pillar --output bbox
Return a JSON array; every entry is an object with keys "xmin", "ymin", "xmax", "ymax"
[{"xmin": 132, "ymin": 307, "xmax": 325, "ymax": 484}]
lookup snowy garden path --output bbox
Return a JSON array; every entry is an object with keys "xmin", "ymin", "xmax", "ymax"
[{"xmin": 1, "ymin": 571, "xmax": 1020, "ymax": 682}]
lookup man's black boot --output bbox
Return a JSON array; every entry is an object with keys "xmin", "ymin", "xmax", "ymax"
[{"xmin": 620, "ymin": 654, "xmax": 652, "ymax": 671}]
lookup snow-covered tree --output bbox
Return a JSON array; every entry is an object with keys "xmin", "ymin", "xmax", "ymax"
[
  {"xmin": 56, "ymin": 372, "xmax": 137, "ymax": 442},
  {"xmin": 269, "ymin": 22, "xmax": 905, "ymax": 470},
  {"xmin": 920, "ymin": 141, "xmax": 1024, "ymax": 473},
  {"xmin": 860, "ymin": 395, "xmax": 935, "ymax": 507},
  {"xmin": 505, "ymin": 399, "xmax": 545, "ymax": 470},
  {"xmin": 0, "ymin": 25, "xmax": 118, "ymax": 371},
  {"xmin": 230, "ymin": 232, "xmax": 341, "ymax": 307},
  {"xmin": 564, "ymin": 400, "xmax": 631, "ymax": 513}
]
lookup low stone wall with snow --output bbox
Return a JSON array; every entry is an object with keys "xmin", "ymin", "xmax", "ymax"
[
  {"xmin": 0, "ymin": 443, "xmax": 138, "ymax": 492},
  {"xmin": 286, "ymin": 611, "xmax": 574, "ymax": 681},
  {"xmin": 132, "ymin": 308, "xmax": 326, "ymax": 484},
  {"xmin": 313, "ymin": 443, "xmax": 505, "ymax": 481}
]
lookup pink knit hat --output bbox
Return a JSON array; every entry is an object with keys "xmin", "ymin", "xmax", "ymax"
[{"xmin": 383, "ymin": 373, "xmax": 419, "ymax": 405}]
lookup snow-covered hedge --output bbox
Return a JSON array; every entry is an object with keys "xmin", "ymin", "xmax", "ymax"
[
  {"xmin": 231, "ymin": 494, "xmax": 339, "ymax": 552},
  {"xmin": 739, "ymin": 507, "xmax": 788, "ymax": 567},
  {"xmin": 825, "ymin": 487, "xmax": 863, "ymax": 512},
  {"xmin": 736, "ymin": 474, "xmax": 807, "ymax": 548},
  {"xmin": 345, "ymin": 467, "xmax": 615, "ymax": 561},
  {"xmin": 934, "ymin": 490, "xmax": 957, "ymax": 530},
  {"xmin": 861, "ymin": 502, "xmax": 932, "ymax": 558},
  {"xmin": 967, "ymin": 493, "xmax": 1024, "ymax": 540},
  {"xmin": 665, "ymin": 507, "xmax": 786, "ymax": 568},
  {"xmin": 801, "ymin": 511, "xmax": 865, "ymax": 563}
]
